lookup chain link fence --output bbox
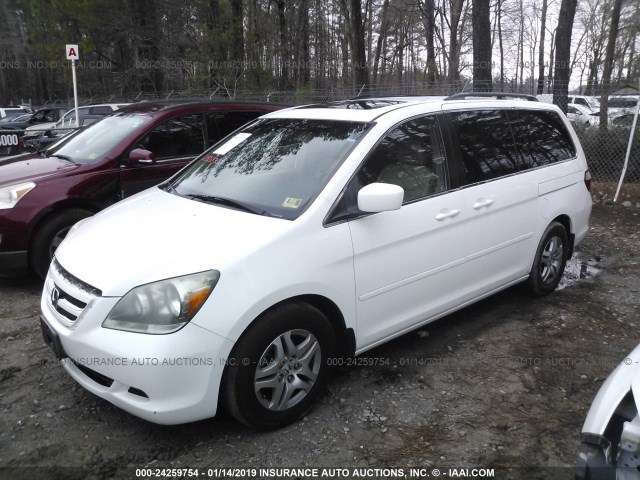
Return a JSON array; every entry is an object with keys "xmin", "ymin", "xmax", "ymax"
[{"xmin": 17, "ymin": 83, "xmax": 640, "ymax": 199}]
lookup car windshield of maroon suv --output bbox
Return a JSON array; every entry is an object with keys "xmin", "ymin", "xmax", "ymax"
[{"xmin": 0, "ymin": 101, "xmax": 284, "ymax": 278}]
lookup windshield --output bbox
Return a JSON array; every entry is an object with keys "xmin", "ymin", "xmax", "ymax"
[
  {"xmin": 585, "ymin": 97, "xmax": 600, "ymax": 109},
  {"xmin": 167, "ymin": 118, "xmax": 372, "ymax": 220},
  {"xmin": 0, "ymin": 114, "xmax": 27, "ymax": 124},
  {"xmin": 609, "ymin": 97, "xmax": 638, "ymax": 109},
  {"xmin": 50, "ymin": 114, "xmax": 153, "ymax": 164}
]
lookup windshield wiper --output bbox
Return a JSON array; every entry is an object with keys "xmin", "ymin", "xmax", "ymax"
[
  {"xmin": 160, "ymin": 182, "xmax": 177, "ymax": 194},
  {"xmin": 47, "ymin": 153, "xmax": 76, "ymax": 163},
  {"xmin": 185, "ymin": 194, "xmax": 267, "ymax": 216}
]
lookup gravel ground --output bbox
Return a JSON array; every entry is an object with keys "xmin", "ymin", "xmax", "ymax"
[{"xmin": 0, "ymin": 204, "xmax": 639, "ymax": 480}]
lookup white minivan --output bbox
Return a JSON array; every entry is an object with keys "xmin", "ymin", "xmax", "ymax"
[{"xmin": 40, "ymin": 94, "xmax": 592, "ymax": 429}]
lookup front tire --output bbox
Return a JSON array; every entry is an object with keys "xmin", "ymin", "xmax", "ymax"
[
  {"xmin": 222, "ymin": 301, "xmax": 336, "ymax": 430},
  {"xmin": 31, "ymin": 209, "xmax": 92, "ymax": 279},
  {"xmin": 527, "ymin": 221, "xmax": 569, "ymax": 296}
]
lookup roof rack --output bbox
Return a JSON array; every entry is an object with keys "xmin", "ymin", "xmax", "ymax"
[{"xmin": 444, "ymin": 92, "xmax": 538, "ymax": 102}]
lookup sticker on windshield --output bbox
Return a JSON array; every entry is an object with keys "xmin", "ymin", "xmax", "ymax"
[
  {"xmin": 213, "ymin": 132, "xmax": 251, "ymax": 155},
  {"xmin": 282, "ymin": 197, "xmax": 302, "ymax": 209}
]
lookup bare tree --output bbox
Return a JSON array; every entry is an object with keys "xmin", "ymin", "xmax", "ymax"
[
  {"xmin": 472, "ymin": 0, "xmax": 492, "ymax": 90},
  {"xmin": 599, "ymin": 0, "xmax": 624, "ymax": 129},
  {"xmin": 496, "ymin": 0, "xmax": 505, "ymax": 90},
  {"xmin": 536, "ymin": 0, "xmax": 548, "ymax": 94},
  {"xmin": 448, "ymin": 0, "xmax": 465, "ymax": 87},
  {"xmin": 419, "ymin": 0, "xmax": 438, "ymax": 84},
  {"xmin": 372, "ymin": 0, "xmax": 390, "ymax": 83},
  {"xmin": 552, "ymin": 0, "xmax": 578, "ymax": 113},
  {"xmin": 350, "ymin": 0, "xmax": 369, "ymax": 87}
]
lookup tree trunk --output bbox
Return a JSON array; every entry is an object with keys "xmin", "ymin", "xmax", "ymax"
[
  {"xmin": 628, "ymin": 27, "xmax": 636, "ymax": 82},
  {"xmin": 448, "ymin": 0, "xmax": 464, "ymax": 88},
  {"xmin": 472, "ymin": 0, "xmax": 492, "ymax": 91},
  {"xmin": 298, "ymin": 0, "xmax": 311, "ymax": 86},
  {"xmin": 552, "ymin": 0, "xmax": 577, "ymax": 113},
  {"xmin": 536, "ymin": 0, "xmax": 548, "ymax": 94},
  {"xmin": 275, "ymin": 0, "xmax": 289, "ymax": 89},
  {"xmin": 599, "ymin": 0, "xmax": 623, "ymax": 130},
  {"xmin": 420, "ymin": 0, "xmax": 437, "ymax": 85},
  {"xmin": 230, "ymin": 0, "xmax": 244, "ymax": 64},
  {"xmin": 350, "ymin": 0, "xmax": 369, "ymax": 88},
  {"xmin": 372, "ymin": 0, "xmax": 389, "ymax": 84},
  {"xmin": 518, "ymin": 0, "xmax": 524, "ymax": 89},
  {"xmin": 497, "ymin": 0, "xmax": 504, "ymax": 90}
]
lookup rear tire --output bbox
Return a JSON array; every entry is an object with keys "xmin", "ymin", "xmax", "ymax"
[
  {"xmin": 222, "ymin": 301, "xmax": 336, "ymax": 430},
  {"xmin": 526, "ymin": 221, "xmax": 569, "ymax": 296},
  {"xmin": 31, "ymin": 209, "xmax": 92, "ymax": 279}
]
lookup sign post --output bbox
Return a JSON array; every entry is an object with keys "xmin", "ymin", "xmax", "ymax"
[{"xmin": 66, "ymin": 44, "xmax": 80, "ymax": 128}]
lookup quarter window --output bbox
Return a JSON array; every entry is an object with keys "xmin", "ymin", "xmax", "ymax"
[
  {"xmin": 507, "ymin": 110, "xmax": 576, "ymax": 168},
  {"xmin": 90, "ymin": 106, "xmax": 114, "ymax": 115}
]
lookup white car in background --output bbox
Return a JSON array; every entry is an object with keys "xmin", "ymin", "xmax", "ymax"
[
  {"xmin": 0, "ymin": 106, "xmax": 29, "ymax": 118},
  {"xmin": 569, "ymin": 95, "xmax": 600, "ymax": 113},
  {"xmin": 567, "ymin": 104, "xmax": 600, "ymax": 127},
  {"xmin": 606, "ymin": 96, "xmax": 639, "ymax": 120}
]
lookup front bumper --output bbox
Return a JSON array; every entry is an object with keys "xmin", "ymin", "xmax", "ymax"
[
  {"xmin": 40, "ymin": 262, "xmax": 235, "ymax": 425},
  {"xmin": 0, "ymin": 250, "xmax": 28, "ymax": 276}
]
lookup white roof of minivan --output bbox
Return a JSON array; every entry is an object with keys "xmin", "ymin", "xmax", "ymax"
[{"xmin": 265, "ymin": 95, "xmax": 557, "ymax": 122}]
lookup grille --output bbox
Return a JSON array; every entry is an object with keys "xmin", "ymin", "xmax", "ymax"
[
  {"xmin": 52, "ymin": 259, "xmax": 102, "ymax": 297},
  {"xmin": 46, "ymin": 258, "xmax": 101, "ymax": 326},
  {"xmin": 50, "ymin": 286, "xmax": 87, "ymax": 321}
]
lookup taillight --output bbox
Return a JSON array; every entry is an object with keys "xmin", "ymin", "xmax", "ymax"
[{"xmin": 584, "ymin": 170, "xmax": 592, "ymax": 192}]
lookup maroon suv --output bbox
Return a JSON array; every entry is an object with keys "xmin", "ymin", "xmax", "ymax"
[{"xmin": 0, "ymin": 100, "xmax": 284, "ymax": 277}]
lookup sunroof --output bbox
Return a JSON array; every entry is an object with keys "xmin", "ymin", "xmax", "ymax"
[{"xmin": 300, "ymin": 99, "xmax": 404, "ymax": 110}]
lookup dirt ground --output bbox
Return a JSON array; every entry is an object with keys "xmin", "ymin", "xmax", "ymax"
[{"xmin": 0, "ymin": 204, "xmax": 639, "ymax": 480}]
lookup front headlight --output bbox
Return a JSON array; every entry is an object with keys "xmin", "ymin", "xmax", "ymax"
[
  {"xmin": 103, "ymin": 270, "xmax": 220, "ymax": 334},
  {"xmin": 0, "ymin": 182, "xmax": 36, "ymax": 209}
]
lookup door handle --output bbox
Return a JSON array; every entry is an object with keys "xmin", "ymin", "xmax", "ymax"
[
  {"xmin": 473, "ymin": 199, "xmax": 494, "ymax": 210},
  {"xmin": 435, "ymin": 209, "xmax": 460, "ymax": 221}
]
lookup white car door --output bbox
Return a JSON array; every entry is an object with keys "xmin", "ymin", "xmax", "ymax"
[
  {"xmin": 341, "ymin": 115, "xmax": 468, "ymax": 349},
  {"xmin": 444, "ymin": 109, "xmax": 538, "ymax": 297}
]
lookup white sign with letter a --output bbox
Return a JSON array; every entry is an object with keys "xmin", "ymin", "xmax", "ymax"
[{"xmin": 66, "ymin": 44, "xmax": 79, "ymax": 60}]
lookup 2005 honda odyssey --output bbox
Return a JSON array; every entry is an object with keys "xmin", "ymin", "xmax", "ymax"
[{"xmin": 40, "ymin": 94, "xmax": 592, "ymax": 429}]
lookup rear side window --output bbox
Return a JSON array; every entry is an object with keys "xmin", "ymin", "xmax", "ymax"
[
  {"xmin": 139, "ymin": 113, "xmax": 205, "ymax": 160},
  {"xmin": 507, "ymin": 110, "xmax": 576, "ymax": 168},
  {"xmin": 449, "ymin": 110, "xmax": 519, "ymax": 184},
  {"xmin": 206, "ymin": 111, "xmax": 264, "ymax": 144}
]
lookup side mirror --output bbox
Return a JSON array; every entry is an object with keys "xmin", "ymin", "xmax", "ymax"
[
  {"xmin": 129, "ymin": 148, "xmax": 155, "ymax": 165},
  {"xmin": 357, "ymin": 183, "xmax": 404, "ymax": 213}
]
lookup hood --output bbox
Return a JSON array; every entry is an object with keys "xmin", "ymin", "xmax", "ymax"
[
  {"xmin": 0, "ymin": 122, "xmax": 29, "ymax": 130},
  {"xmin": 24, "ymin": 122, "xmax": 56, "ymax": 133},
  {"xmin": 55, "ymin": 188, "xmax": 293, "ymax": 296},
  {"xmin": 0, "ymin": 154, "xmax": 79, "ymax": 186}
]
